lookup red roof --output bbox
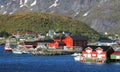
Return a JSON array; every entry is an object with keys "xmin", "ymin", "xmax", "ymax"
[
  {"xmin": 112, "ymin": 51, "xmax": 120, "ymax": 55},
  {"xmin": 13, "ymin": 32, "xmax": 22, "ymax": 35},
  {"xmin": 86, "ymin": 47, "xmax": 92, "ymax": 50},
  {"xmin": 26, "ymin": 32, "xmax": 35, "ymax": 34},
  {"xmin": 96, "ymin": 47, "xmax": 103, "ymax": 50},
  {"xmin": 91, "ymin": 51, "xmax": 97, "ymax": 54}
]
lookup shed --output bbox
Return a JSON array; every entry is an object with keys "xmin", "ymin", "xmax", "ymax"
[{"xmin": 111, "ymin": 51, "xmax": 120, "ymax": 59}]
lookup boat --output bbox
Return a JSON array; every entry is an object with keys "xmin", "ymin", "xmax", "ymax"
[
  {"xmin": 74, "ymin": 55, "xmax": 81, "ymax": 61},
  {"xmin": 74, "ymin": 53, "xmax": 82, "ymax": 61},
  {"xmin": 12, "ymin": 44, "xmax": 23, "ymax": 54},
  {"xmin": 4, "ymin": 40, "xmax": 12, "ymax": 52},
  {"xmin": 71, "ymin": 53, "xmax": 81, "ymax": 56},
  {"xmin": 12, "ymin": 50, "xmax": 23, "ymax": 54}
]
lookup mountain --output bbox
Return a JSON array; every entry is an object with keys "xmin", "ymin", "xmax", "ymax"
[
  {"xmin": 0, "ymin": 12, "xmax": 100, "ymax": 40},
  {"xmin": 0, "ymin": 0, "xmax": 120, "ymax": 33}
]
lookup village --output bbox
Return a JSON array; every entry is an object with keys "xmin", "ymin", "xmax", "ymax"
[{"xmin": 1, "ymin": 30, "xmax": 120, "ymax": 64}]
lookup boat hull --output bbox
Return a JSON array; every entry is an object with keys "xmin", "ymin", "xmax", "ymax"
[{"xmin": 5, "ymin": 49, "xmax": 12, "ymax": 52}]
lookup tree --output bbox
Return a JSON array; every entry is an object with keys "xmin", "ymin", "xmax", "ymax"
[{"xmin": 0, "ymin": 31, "xmax": 10, "ymax": 38}]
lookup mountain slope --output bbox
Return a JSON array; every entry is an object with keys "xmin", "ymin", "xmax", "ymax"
[
  {"xmin": 77, "ymin": 0, "xmax": 120, "ymax": 33},
  {"xmin": 0, "ymin": 0, "xmax": 120, "ymax": 33},
  {"xmin": 0, "ymin": 12, "xmax": 100, "ymax": 40}
]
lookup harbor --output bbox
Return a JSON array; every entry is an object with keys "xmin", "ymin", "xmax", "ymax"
[{"xmin": 0, "ymin": 45, "xmax": 120, "ymax": 72}]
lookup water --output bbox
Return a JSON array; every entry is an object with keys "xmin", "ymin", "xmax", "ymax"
[{"xmin": 0, "ymin": 45, "xmax": 120, "ymax": 72}]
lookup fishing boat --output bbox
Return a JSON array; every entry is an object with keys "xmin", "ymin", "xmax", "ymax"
[
  {"xmin": 12, "ymin": 42, "xmax": 29, "ymax": 54},
  {"xmin": 4, "ymin": 40, "xmax": 12, "ymax": 52}
]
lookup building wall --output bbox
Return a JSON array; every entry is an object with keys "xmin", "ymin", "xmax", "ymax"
[
  {"xmin": 49, "ymin": 42, "xmax": 65, "ymax": 49},
  {"xmin": 73, "ymin": 40, "xmax": 87, "ymax": 47},
  {"xmin": 62, "ymin": 36, "xmax": 73, "ymax": 48},
  {"xmin": 49, "ymin": 42, "xmax": 58, "ymax": 48},
  {"xmin": 49, "ymin": 35, "xmax": 88, "ymax": 49},
  {"xmin": 82, "ymin": 48, "xmax": 107, "ymax": 63}
]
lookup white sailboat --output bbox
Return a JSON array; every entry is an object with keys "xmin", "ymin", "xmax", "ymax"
[{"xmin": 4, "ymin": 40, "xmax": 12, "ymax": 52}]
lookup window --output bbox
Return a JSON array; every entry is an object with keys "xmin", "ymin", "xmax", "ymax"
[
  {"xmin": 86, "ymin": 50, "xmax": 92, "ymax": 53},
  {"xmin": 87, "ymin": 54, "xmax": 91, "ymax": 58},
  {"xmin": 116, "ymin": 56, "xmax": 120, "ymax": 59},
  {"xmin": 83, "ymin": 54, "xmax": 87, "ymax": 57},
  {"xmin": 97, "ymin": 54, "xmax": 102, "ymax": 58},
  {"xmin": 96, "ymin": 50, "xmax": 102, "ymax": 54}
]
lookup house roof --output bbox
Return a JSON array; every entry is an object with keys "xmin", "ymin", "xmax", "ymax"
[
  {"xmin": 13, "ymin": 32, "xmax": 22, "ymax": 35},
  {"xmin": 50, "ymin": 41, "xmax": 66, "ymax": 45},
  {"xmin": 95, "ymin": 47, "xmax": 103, "ymax": 50},
  {"xmin": 58, "ymin": 42, "xmax": 66, "ymax": 45},
  {"xmin": 83, "ymin": 45, "xmax": 114, "ymax": 52},
  {"xmin": 24, "ymin": 41, "xmax": 37, "ymax": 45},
  {"xmin": 37, "ymin": 40, "xmax": 54, "ymax": 43},
  {"xmin": 85, "ymin": 47, "xmax": 92, "ymax": 50},
  {"xmin": 98, "ymin": 37, "xmax": 113, "ymax": 43},
  {"xmin": 26, "ymin": 32, "xmax": 35, "ymax": 34},
  {"xmin": 63, "ymin": 31, "xmax": 71, "ymax": 34},
  {"xmin": 112, "ymin": 51, "xmax": 120, "ymax": 55},
  {"xmin": 54, "ymin": 36, "xmax": 66, "ymax": 40},
  {"xmin": 70, "ymin": 35, "xmax": 88, "ymax": 40}
]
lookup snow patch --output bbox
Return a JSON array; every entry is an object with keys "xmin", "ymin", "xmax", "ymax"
[
  {"xmin": 76, "ymin": 12, "xmax": 79, "ymax": 15},
  {"xmin": 98, "ymin": 0, "xmax": 108, "ymax": 7},
  {"xmin": 3, "ymin": 11, "xmax": 7, "ymax": 14},
  {"xmin": 31, "ymin": 0, "xmax": 37, "ymax": 6},
  {"xmin": 49, "ymin": 0, "xmax": 59, "ymax": 8},
  {"xmin": 9, "ymin": 12, "xmax": 14, "ymax": 14},
  {"xmin": 20, "ymin": 0, "xmax": 23, "ymax": 5},
  {"xmin": 30, "ymin": 8, "xmax": 33, "ymax": 10},
  {"xmin": 24, "ymin": 0, "xmax": 28, "ymax": 4},
  {"xmin": 23, "ymin": 0, "xmax": 29, "ymax": 6},
  {"xmin": 1, "ymin": 5, "xmax": 4, "ymax": 8},
  {"xmin": 7, "ymin": 2, "xmax": 11, "ymax": 5},
  {"xmin": 20, "ymin": 4, "xmax": 24, "ymax": 7},
  {"xmin": 50, "ymin": 11, "xmax": 55, "ymax": 13},
  {"xmin": 83, "ymin": 11, "xmax": 90, "ymax": 17},
  {"xmin": 74, "ymin": 12, "xmax": 79, "ymax": 16}
]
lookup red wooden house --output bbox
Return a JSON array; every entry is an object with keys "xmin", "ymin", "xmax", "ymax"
[
  {"xmin": 49, "ymin": 35, "xmax": 88, "ymax": 49},
  {"xmin": 12, "ymin": 32, "xmax": 22, "ymax": 38},
  {"xmin": 81, "ymin": 46, "xmax": 114, "ymax": 63},
  {"xmin": 62, "ymin": 35, "xmax": 88, "ymax": 49},
  {"xmin": 49, "ymin": 42, "xmax": 66, "ymax": 49},
  {"xmin": 49, "ymin": 36, "xmax": 66, "ymax": 49}
]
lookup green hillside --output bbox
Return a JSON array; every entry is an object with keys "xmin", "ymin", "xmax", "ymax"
[{"xmin": 0, "ymin": 12, "xmax": 100, "ymax": 40}]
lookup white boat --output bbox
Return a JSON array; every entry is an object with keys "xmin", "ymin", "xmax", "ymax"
[
  {"xmin": 5, "ymin": 40, "xmax": 12, "ymax": 52},
  {"xmin": 74, "ymin": 55, "xmax": 81, "ymax": 61},
  {"xmin": 71, "ymin": 53, "xmax": 81, "ymax": 56},
  {"xmin": 74, "ymin": 53, "xmax": 82, "ymax": 61},
  {"xmin": 22, "ymin": 50, "xmax": 30, "ymax": 54},
  {"xmin": 12, "ymin": 49, "xmax": 23, "ymax": 54}
]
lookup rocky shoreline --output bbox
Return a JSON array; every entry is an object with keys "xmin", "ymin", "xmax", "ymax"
[
  {"xmin": 32, "ymin": 49, "xmax": 81, "ymax": 56},
  {"xmin": 12, "ymin": 46, "xmax": 82, "ymax": 56}
]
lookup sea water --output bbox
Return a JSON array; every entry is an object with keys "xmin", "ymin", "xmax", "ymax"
[{"xmin": 0, "ymin": 45, "xmax": 120, "ymax": 72}]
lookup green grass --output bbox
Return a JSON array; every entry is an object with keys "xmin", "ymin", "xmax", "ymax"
[{"xmin": 0, "ymin": 12, "xmax": 100, "ymax": 40}]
